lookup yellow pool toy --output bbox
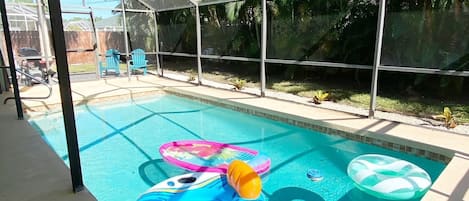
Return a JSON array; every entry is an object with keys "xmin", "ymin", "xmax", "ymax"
[
  {"xmin": 138, "ymin": 160, "xmax": 264, "ymax": 201},
  {"xmin": 228, "ymin": 160, "xmax": 263, "ymax": 200}
]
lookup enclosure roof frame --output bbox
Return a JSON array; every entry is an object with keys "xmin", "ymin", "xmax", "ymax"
[{"xmin": 138, "ymin": 0, "xmax": 241, "ymax": 12}]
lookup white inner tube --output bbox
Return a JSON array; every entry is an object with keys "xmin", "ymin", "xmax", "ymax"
[{"xmin": 347, "ymin": 154, "xmax": 432, "ymax": 200}]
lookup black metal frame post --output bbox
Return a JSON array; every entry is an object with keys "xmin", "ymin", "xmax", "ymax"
[
  {"xmin": 1, "ymin": 46, "xmax": 12, "ymax": 93},
  {"xmin": 0, "ymin": 0, "xmax": 24, "ymax": 119},
  {"xmin": 0, "ymin": 52, "xmax": 5, "ymax": 94},
  {"xmin": 47, "ymin": 0, "xmax": 84, "ymax": 192},
  {"xmin": 0, "ymin": 66, "xmax": 10, "ymax": 93}
]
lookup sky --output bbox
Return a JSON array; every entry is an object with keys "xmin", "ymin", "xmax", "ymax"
[
  {"xmin": 60, "ymin": 0, "xmax": 120, "ymax": 8},
  {"xmin": 6, "ymin": 0, "xmax": 124, "ymax": 20},
  {"xmin": 7, "ymin": 0, "xmax": 120, "ymax": 7},
  {"xmin": 59, "ymin": 0, "xmax": 121, "ymax": 19}
]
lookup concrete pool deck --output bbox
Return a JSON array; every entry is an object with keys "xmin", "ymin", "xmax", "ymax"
[
  {"xmin": 0, "ymin": 93, "xmax": 96, "ymax": 201},
  {"xmin": 1, "ymin": 75, "xmax": 468, "ymax": 200}
]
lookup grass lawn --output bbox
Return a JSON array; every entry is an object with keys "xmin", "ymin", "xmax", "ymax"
[
  {"xmin": 272, "ymin": 81, "xmax": 469, "ymax": 124},
  {"xmin": 169, "ymin": 65, "xmax": 469, "ymax": 125},
  {"xmin": 57, "ymin": 63, "xmax": 469, "ymax": 125},
  {"xmin": 66, "ymin": 64, "xmax": 128, "ymax": 73}
]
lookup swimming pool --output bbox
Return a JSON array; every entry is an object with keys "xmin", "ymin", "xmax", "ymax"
[{"xmin": 29, "ymin": 94, "xmax": 446, "ymax": 201}]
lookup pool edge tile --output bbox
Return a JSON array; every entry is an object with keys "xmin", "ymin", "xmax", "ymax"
[{"xmin": 165, "ymin": 87, "xmax": 454, "ymax": 164}]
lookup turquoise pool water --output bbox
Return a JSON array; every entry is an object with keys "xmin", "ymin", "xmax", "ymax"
[{"xmin": 29, "ymin": 94, "xmax": 446, "ymax": 201}]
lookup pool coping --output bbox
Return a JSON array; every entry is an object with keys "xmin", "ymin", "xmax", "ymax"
[{"xmin": 166, "ymin": 87, "xmax": 455, "ymax": 163}]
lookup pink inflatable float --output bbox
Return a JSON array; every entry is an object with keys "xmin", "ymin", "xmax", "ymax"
[{"xmin": 159, "ymin": 140, "xmax": 270, "ymax": 174}]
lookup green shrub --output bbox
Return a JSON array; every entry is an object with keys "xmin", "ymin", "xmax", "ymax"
[
  {"xmin": 187, "ymin": 74, "xmax": 196, "ymax": 82},
  {"xmin": 232, "ymin": 79, "xmax": 246, "ymax": 90},
  {"xmin": 433, "ymin": 107, "xmax": 457, "ymax": 128},
  {"xmin": 313, "ymin": 90, "xmax": 329, "ymax": 104}
]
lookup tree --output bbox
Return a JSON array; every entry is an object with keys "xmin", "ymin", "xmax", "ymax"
[{"xmin": 111, "ymin": 0, "xmax": 159, "ymax": 52}]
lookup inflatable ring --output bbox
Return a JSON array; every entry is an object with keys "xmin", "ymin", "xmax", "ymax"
[{"xmin": 347, "ymin": 154, "xmax": 432, "ymax": 200}]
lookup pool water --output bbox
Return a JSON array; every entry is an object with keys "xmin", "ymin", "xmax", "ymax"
[{"xmin": 29, "ymin": 94, "xmax": 446, "ymax": 201}]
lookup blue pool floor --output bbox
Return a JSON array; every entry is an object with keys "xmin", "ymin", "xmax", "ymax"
[{"xmin": 29, "ymin": 94, "xmax": 446, "ymax": 201}]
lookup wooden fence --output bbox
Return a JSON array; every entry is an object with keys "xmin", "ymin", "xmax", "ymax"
[{"xmin": 10, "ymin": 31, "xmax": 125, "ymax": 65}]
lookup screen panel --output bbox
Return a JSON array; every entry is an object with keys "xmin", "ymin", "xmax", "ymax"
[
  {"xmin": 140, "ymin": 0, "xmax": 193, "ymax": 11},
  {"xmin": 200, "ymin": 2, "xmax": 260, "ymax": 58},
  {"xmin": 160, "ymin": 55, "xmax": 197, "ymax": 80},
  {"xmin": 376, "ymin": 71, "xmax": 469, "ymax": 124},
  {"xmin": 266, "ymin": 63, "xmax": 372, "ymax": 108},
  {"xmin": 202, "ymin": 59, "xmax": 260, "ymax": 89},
  {"xmin": 381, "ymin": 0, "xmax": 469, "ymax": 71},
  {"xmin": 158, "ymin": 8, "xmax": 196, "ymax": 54},
  {"xmin": 268, "ymin": 0, "xmax": 378, "ymax": 65},
  {"xmin": 126, "ymin": 12, "xmax": 156, "ymax": 52},
  {"xmin": 62, "ymin": 13, "xmax": 97, "ymax": 73},
  {"xmin": 125, "ymin": 0, "xmax": 149, "ymax": 10}
]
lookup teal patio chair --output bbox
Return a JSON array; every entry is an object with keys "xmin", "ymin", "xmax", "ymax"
[
  {"xmin": 99, "ymin": 49, "xmax": 120, "ymax": 76},
  {"xmin": 129, "ymin": 48, "xmax": 147, "ymax": 75}
]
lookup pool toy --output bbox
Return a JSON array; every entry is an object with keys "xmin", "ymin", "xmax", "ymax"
[
  {"xmin": 347, "ymin": 154, "xmax": 432, "ymax": 200},
  {"xmin": 228, "ymin": 160, "xmax": 262, "ymax": 199},
  {"xmin": 160, "ymin": 140, "xmax": 271, "ymax": 174},
  {"xmin": 306, "ymin": 169, "xmax": 323, "ymax": 181},
  {"xmin": 137, "ymin": 160, "xmax": 264, "ymax": 201}
]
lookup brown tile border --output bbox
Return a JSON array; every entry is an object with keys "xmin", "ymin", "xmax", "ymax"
[{"xmin": 167, "ymin": 88, "xmax": 453, "ymax": 164}]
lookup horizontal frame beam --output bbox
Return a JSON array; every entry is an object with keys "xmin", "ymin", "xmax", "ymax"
[
  {"xmin": 156, "ymin": 52, "xmax": 469, "ymax": 77},
  {"xmin": 98, "ymin": 52, "xmax": 159, "ymax": 55},
  {"xmin": 56, "ymin": 5, "xmax": 152, "ymax": 13},
  {"xmin": 198, "ymin": 0, "xmax": 240, "ymax": 7},
  {"xmin": 201, "ymin": 54, "xmax": 260, "ymax": 62},
  {"xmin": 66, "ymin": 48, "xmax": 95, "ymax": 53},
  {"xmin": 113, "ymin": 8, "xmax": 153, "ymax": 13},
  {"xmin": 379, "ymin": 65, "xmax": 469, "ymax": 77},
  {"xmin": 266, "ymin": 58, "xmax": 372, "ymax": 70},
  {"xmin": 61, "ymin": 10, "xmax": 91, "ymax": 14},
  {"xmin": 59, "ymin": 5, "xmax": 124, "ymax": 11},
  {"xmin": 139, "ymin": 51, "xmax": 158, "ymax": 54},
  {"xmin": 159, "ymin": 51, "xmax": 197, "ymax": 57},
  {"xmin": 14, "ymin": 56, "xmax": 55, "ymax": 60},
  {"xmin": 156, "ymin": 5, "xmax": 194, "ymax": 12}
]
